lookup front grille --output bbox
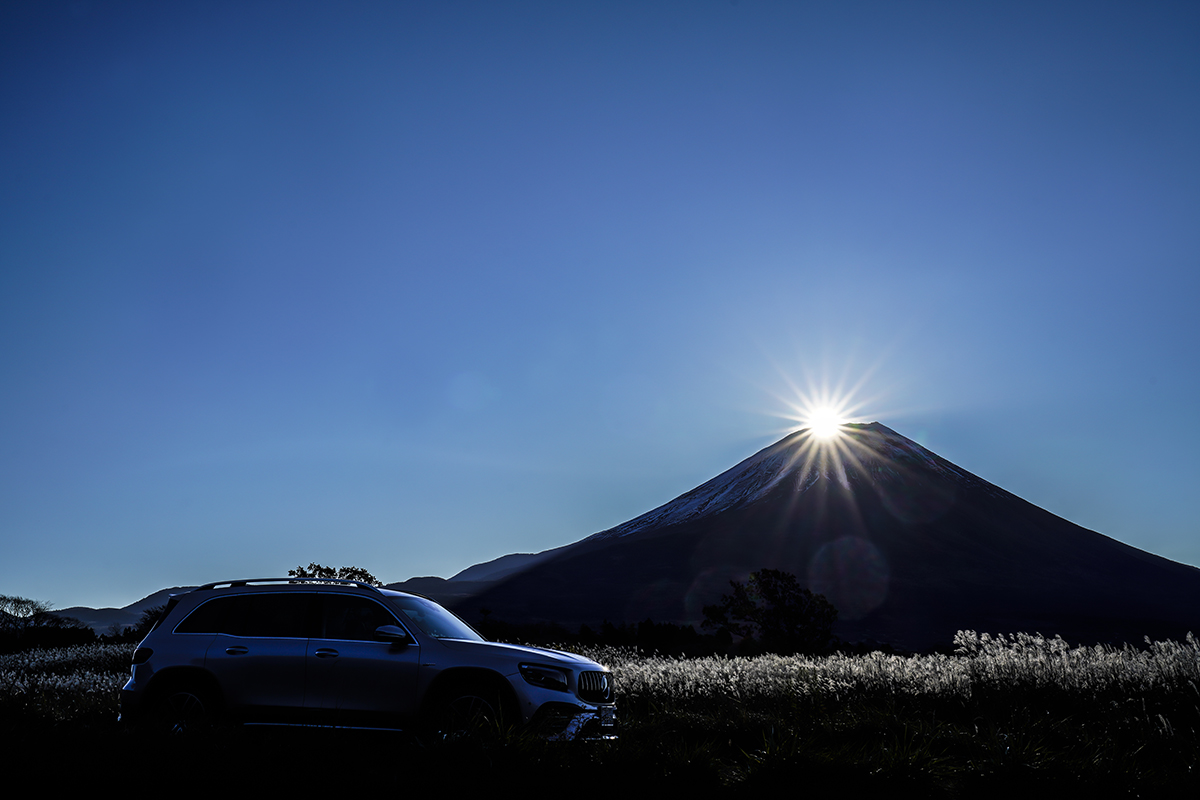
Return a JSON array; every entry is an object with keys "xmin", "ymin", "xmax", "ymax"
[{"xmin": 578, "ymin": 670, "xmax": 613, "ymax": 703}]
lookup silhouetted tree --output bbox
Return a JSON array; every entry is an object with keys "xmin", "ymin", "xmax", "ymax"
[
  {"xmin": 0, "ymin": 595, "xmax": 95, "ymax": 651},
  {"xmin": 0, "ymin": 595, "xmax": 51, "ymax": 631},
  {"xmin": 128, "ymin": 604, "xmax": 166, "ymax": 641},
  {"xmin": 288, "ymin": 563, "xmax": 383, "ymax": 586},
  {"xmin": 99, "ymin": 604, "xmax": 187, "ymax": 644},
  {"xmin": 702, "ymin": 568, "xmax": 837, "ymax": 655}
]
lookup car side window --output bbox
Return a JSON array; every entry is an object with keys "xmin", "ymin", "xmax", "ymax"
[
  {"xmin": 319, "ymin": 594, "xmax": 403, "ymax": 641},
  {"xmin": 175, "ymin": 593, "xmax": 312, "ymax": 638}
]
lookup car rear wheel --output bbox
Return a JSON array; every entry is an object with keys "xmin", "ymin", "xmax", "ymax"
[{"xmin": 153, "ymin": 685, "xmax": 213, "ymax": 735}]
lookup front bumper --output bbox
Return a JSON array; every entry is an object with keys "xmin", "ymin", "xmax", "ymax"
[{"xmin": 529, "ymin": 701, "xmax": 617, "ymax": 741}]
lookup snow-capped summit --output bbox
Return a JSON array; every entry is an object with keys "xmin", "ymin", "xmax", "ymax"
[{"xmin": 585, "ymin": 422, "xmax": 992, "ymax": 542}]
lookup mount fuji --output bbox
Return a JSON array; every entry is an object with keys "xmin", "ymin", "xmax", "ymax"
[{"xmin": 452, "ymin": 423, "xmax": 1200, "ymax": 650}]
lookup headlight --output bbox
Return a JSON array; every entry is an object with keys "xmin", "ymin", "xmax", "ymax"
[{"xmin": 519, "ymin": 663, "xmax": 569, "ymax": 692}]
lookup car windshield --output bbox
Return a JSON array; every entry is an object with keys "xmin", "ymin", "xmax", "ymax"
[{"xmin": 387, "ymin": 594, "xmax": 484, "ymax": 641}]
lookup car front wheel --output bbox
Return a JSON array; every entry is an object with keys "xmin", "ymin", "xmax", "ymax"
[{"xmin": 435, "ymin": 689, "xmax": 507, "ymax": 742}]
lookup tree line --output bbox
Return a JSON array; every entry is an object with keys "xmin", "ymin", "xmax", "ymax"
[
  {"xmin": 475, "ymin": 568, "xmax": 840, "ymax": 657},
  {"xmin": 0, "ymin": 594, "xmax": 162, "ymax": 652},
  {"xmin": 2, "ymin": 564, "xmax": 840, "ymax": 657}
]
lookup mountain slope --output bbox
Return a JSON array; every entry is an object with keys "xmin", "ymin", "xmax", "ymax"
[{"xmin": 455, "ymin": 423, "xmax": 1200, "ymax": 650}]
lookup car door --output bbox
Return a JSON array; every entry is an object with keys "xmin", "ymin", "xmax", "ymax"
[
  {"xmin": 304, "ymin": 591, "xmax": 421, "ymax": 727},
  {"xmin": 184, "ymin": 592, "xmax": 312, "ymax": 719}
]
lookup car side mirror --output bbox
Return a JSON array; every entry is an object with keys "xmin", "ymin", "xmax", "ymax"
[{"xmin": 374, "ymin": 624, "xmax": 412, "ymax": 644}]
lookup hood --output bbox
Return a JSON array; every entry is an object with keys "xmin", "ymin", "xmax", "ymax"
[{"xmin": 436, "ymin": 638, "xmax": 602, "ymax": 668}]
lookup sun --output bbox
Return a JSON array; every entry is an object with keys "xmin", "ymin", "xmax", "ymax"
[
  {"xmin": 806, "ymin": 406, "xmax": 845, "ymax": 439},
  {"xmin": 766, "ymin": 365, "xmax": 877, "ymax": 444}
]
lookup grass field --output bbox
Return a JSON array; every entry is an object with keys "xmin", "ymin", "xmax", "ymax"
[{"xmin": 2, "ymin": 633, "xmax": 1197, "ymax": 796}]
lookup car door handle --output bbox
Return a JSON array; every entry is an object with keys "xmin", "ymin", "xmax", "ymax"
[
  {"xmin": 314, "ymin": 648, "xmax": 339, "ymax": 658},
  {"xmin": 225, "ymin": 646, "xmax": 249, "ymax": 655}
]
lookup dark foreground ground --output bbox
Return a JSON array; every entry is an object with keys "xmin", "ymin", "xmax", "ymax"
[{"xmin": 5, "ymin": 710, "xmax": 1195, "ymax": 798}]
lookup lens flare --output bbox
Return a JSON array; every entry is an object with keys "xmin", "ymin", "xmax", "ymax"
[{"xmin": 808, "ymin": 536, "xmax": 889, "ymax": 620}]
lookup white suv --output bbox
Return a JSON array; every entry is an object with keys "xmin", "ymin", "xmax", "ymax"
[{"xmin": 119, "ymin": 578, "xmax": 616, "ymax": 740}]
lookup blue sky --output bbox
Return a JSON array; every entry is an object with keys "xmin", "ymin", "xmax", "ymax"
[{"xmin": 3, "ymin": 1, "xmax": 1198, "ymax": 610}]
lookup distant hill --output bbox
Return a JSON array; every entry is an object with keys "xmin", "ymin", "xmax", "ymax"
[
  {"xmin": 54, "ymin": 587, "xmax": 192, "ymax": 634},
  {"xmin": 382, "ymin": 545, "xmax": 575, "ymax": 606},
  {"xmin": 449, "ymin": 547, "xmax": 570, "ymax": 582}
]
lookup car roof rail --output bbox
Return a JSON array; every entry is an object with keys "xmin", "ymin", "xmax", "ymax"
[{"xmin": 195, "ymin": 578, "xmax": 386, "ymax": 594}]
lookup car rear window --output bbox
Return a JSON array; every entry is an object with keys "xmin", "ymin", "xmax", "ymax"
[{"xmin": 175, "ymin": 593, "xmax": 311, "ymax": 638}]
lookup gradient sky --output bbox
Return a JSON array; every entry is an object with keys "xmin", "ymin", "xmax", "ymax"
[{"xmin": 3, "ymin": 1, "xmax": 1198, "ymax": 611}]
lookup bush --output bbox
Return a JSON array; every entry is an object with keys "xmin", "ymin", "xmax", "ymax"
[{"xmin": 702, "ymin": 568, "xmax": 837, "ymax": 655}]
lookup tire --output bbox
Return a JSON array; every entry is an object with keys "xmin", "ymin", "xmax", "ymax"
[
  {"xmin": 152, "ymin": 685, "xmax": 213, "ymax": 735},
  {"xmin": 434, "ymin": 688, "xmax": 508, "ymax": 742}
]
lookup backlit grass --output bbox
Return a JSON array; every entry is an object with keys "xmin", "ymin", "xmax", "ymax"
[{"xmin": 2, "ymin": 633, "xmax": 1197, "ymax": 795}]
